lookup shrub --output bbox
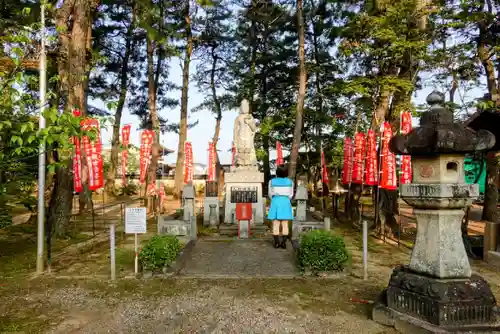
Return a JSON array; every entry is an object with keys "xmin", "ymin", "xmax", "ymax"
[
  {"xmin": 116, "ymin": 183, "xmax": 139, "ymax": 196},
  {"xmin": 297, "ymin": 229, "xmax": 350, "ymax": 273},
  {"xmin": 139, "ymin": 235, "xmax": 182, "ymax": 271}
]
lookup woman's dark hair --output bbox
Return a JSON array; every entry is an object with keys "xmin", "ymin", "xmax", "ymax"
[{"xmin": 276, "ymin": 165, "xmax": 288, "ymax": 178}]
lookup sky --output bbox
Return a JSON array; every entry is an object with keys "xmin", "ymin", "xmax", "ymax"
[{"xmin": 93, "ymin": 58, "xmax": 485, "ymax": 166}]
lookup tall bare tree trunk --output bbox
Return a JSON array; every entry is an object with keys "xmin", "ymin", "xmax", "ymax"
[
  {"xmin": 209, "ymin": 45, "xmax": 224, "ymax": 196},
  {"xmin": 289, "ymin": 0, "xmax": 307, "ymax": 180},
  {"xmin": 146, "ymin": 37, "xmax": 160, "ymax": 197},
  {"xmin": 49, "ymin": 0, "xmax": 97, "ymax": 236},
  {"xmin": 174, "ymin": 1, "xmax": 193, "ymax": 197},
  {"xmin": 477, "ymin": 0, "xmax": 499, "ymax": 220},
  {"xmin": 105, "ymin": 11, "xmax": 135, "ymax": 194}
]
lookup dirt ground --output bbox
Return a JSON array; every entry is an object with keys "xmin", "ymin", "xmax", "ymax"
[
  {"xmin": 2, "ymin": 195, "xmax": 500, "ymax": 333},
  {"xmin": 2, "ymin": 225, "xmax": 500, "ymax": 333}
]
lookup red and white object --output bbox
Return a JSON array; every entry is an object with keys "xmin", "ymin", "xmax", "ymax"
[
  {"xmin": 341, "ymin": 137, "xmax": 353, "ymax": 184},
  {"xmin": 276, "ymin": 141, "xmax": 284, "ymax": 166},
  {"xmin": 351, "ymin": 133, "xmax": 366, "ymax": 184},
  {"xmin": 81, "ymin": 118, "xmax": 103, "ymax": 190},
  {"xmin": 184, "ymin": 141, "xmax": 193, "ymax": 184},
  {"xmin": 400, "ymin": 112, "xmax": 412, "ymax": 184},
  {"xmin": 72, "ymin": 110, "xmax": 82, "ymax": 193},
  {"xmin": 365, "ymin": 130, "xmax": 378, "ymax": 186},
  {"xmin": 139, "ymin": 130, "xmax": 154, "ymax": 184},
  {"xmin": 380, "ymin": 122, "xmax": 397, "ymax": 190},
  {"xmin": 121, "ymin": 124, "xmax": 131, "ymax": 186}
]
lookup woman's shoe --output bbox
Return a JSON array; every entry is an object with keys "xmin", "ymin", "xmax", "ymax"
[
  {"xmin": 280, "ymin": 235, "xmax": 287, "ymax": 249},
  {"xmin": 273, "ymin": 235, "xmax": 280, "ymax": 248}
]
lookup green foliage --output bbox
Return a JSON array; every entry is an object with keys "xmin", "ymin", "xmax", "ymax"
[
  {"xmin": 117, "ymin": 183, "xmax": 139, "ymax": 196},
  {"xmin": 0, "ymin": 12, "xmax": 85, "ymax": 228},
  {"xmin": 297, "ymin": 230, "xmax": 350, "ymax": 273},
  {"xmin": 139, "ymin": 235, "xmax": 182, "ymax": 271}
]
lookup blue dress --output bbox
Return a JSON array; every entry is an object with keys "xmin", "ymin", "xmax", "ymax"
[{"xmin": 267, "ymin": 177, "xmax": 294, "ymax": 220}]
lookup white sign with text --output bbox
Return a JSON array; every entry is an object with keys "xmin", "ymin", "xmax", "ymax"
[{"xmin": 125, "ymin": 207, "xmax": 147, "ymax": 234}]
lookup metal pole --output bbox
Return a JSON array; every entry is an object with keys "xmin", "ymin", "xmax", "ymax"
[
  {"xmin": 134, "ymin": 233, "xmax": 138, "ymax": 275},
  {"xmin": 36, "ymin": 2, "xmax": 47, "ymax": 275},
  {"xmin": 362, "ymin": 204, "xmax": 368, "ymax": 280},
  {"xmin": 110, "ymin": 223, "xmax": 116, "ymax": 280}
]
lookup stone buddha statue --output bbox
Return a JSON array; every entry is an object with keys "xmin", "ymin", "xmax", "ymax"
[{"xmin": 233, "ymin": 99, "xmax": 258, "ymax": 169}]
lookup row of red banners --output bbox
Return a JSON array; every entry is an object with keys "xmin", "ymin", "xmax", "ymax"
[
  {"xmin": 341, "ymin": 112, "xmax": 413, "ymax": 189},
  {"xmin": 72, "ymin": 110, "xmax": 104, "ymax": 193}
]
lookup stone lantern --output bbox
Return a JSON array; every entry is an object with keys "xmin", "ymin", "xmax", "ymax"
[{"xmin": 372, "ymin": 91, "xmax": 498, "ymax": 332}]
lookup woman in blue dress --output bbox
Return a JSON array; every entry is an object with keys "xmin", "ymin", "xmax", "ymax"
[{"xmin": 267, "ymin": 165, "xmax": 294, "ymax": 248}]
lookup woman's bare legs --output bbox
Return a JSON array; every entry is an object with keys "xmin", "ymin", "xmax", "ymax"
[
  {"xmin": 280, "ymin": 220, "xmax": 289, "ymax": 248},
  {"xmin": 272, "ymin": 220, "xmax": 281, "ymax": 248}
]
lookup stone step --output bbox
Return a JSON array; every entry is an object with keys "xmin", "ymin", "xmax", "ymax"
[{"xmin": 218, "ymin": 223, "xmax": 269, "ymax": 237}]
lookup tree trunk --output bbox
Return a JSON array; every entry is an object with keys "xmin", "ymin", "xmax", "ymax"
[
  {"xmin": 105, "ymin": 11, "xmax": 134, "ymax": 194},
  {"xmin": 209, "ymin": 45, "xmax": 224, "ymax": 196},
  {"xmin": 483, "ymin": 153, "xmax": 499, "ymax": 221},
  {"xmin": 174, "ymin": 2, "xmax": 193, "ymax": 197},
  {"xmin": 477, "ymin": 2, "xmax": 499, "ymax": 221},
  {"xmin": 146, "ymin": 36, "xmax": 160, "ymax": 200},
  {"xmin": 49, "ymin": 0, "xmax": 96, "ymax": 236},
  {"xmin": 72, "ymin": 0, "xmax": 94, "ymax": 213},
  {"xmin": 289, "ymin": 0, "xmax": 307, "ymax": 180}
]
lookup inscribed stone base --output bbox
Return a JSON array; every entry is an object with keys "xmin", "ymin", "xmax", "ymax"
[
  {"xmin": 223, "ymin": 171, "xmax": 264, "ymax": 225},
  {"xmin": 203, "ymin": 197, "xmax": 220, "ymax": 227},
  {"xmin": 292, "ymin": 222, "xmax": 324, "ymax": 239},
  {"xmin": 372, "ymin": 265, "xmax": 498, "ymax": 332},
  {"xmin": 157, "ymin": 216, "xmax": 190, "ymax": 236},
  {"xmin": 410, "ymin": 209, "xmax": 471, "ymax": 278}
]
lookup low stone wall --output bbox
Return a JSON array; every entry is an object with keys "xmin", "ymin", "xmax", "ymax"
[{"xmin": 113, "ymin": 178, "xmax": 207, "ymax": 190}]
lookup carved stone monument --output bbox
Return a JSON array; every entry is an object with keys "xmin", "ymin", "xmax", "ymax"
[
  {"xmin": 203, "ymin": 181, "xmax": 220, "ymax": 227},
  {"xmin": 372, "ymin": 91, "xmax": 498, "ymax": 332},
  {"xmin": 157, "ymin": 183, "xmax": 197, "ymax": 240},
  {"xmin": 222, "ymin": 100, "xmax": 265, "ymax": 230}
]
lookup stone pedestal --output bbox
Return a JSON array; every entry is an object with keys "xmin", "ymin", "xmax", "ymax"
[
  {"xmin": 223, "ymin": 171, "xmax": 264, "ymax": 225},
  {"xmin": 410, "ymin": 209, "xmax": 471, "ymax": 278},
  {"xmin": 292, "ymin": 184, "xmax": 324, "ymax": 237},
  {"xmin": 182, "ymin": 184, "xmax": 197, "ymax": 240}
]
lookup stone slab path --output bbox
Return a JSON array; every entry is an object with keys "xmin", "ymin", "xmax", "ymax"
[{"xmin": 179, "ymin": 239, "xmax": 300, "ymax": 278}]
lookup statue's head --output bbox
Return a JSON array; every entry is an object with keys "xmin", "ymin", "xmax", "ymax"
[{"xmin": 240, "ymin": 99, "xmax": 250, "ymax": 114}]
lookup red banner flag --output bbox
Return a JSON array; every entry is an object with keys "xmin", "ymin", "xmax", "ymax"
[
  {"xmin": 231, "ymin": 142, "xmax": 236, "ymax": 168},
  {"xmin": 365, "ymin": 130, "xmax": 378, "ymax": 186},
  {"xmin": 321, "ymin": 150, "xmax": 329, "ymax": 183},
  {"xmin": 342, "ymin": 137, "xmax": 353, "ymax": 184},
  {"xmin": 139, "ymin": 130, "xmax": 154, "ymax": 184},
  {"xmin": 400, "ymin": 112, "xmax": 412, "ymax": 184},
  {"xmin": 276, "ymin": 141, "xmax": 284, "ymax": 166},
  {"xmin": 380, "ymin": 122, "xmax": 397, "ymax": 190},
  {"xmin": 81, "ymin": 118, "xmax": 103, "ymax": 191},
  {"xmin": 184, "ymin": 141, "xmax": 193, "ymax": 184},
  {"xmin": 72, "ymin": 110, "xmax": 82, "ymax": 193},
  {"xmin": 352, "ymin": 133, "xmax": 366, "ymax": 184},
  {"xmin": 208, "ymin": 142, "xmax": 216, "ymax": 182},
  {"xmin": 121, "ymin": 124, "xmax": 131, "ymax": 186}
]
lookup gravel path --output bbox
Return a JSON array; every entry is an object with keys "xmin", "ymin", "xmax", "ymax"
[{"xmin": 44, "ymin": 281, "xmax": 395, "ymax": 334}]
